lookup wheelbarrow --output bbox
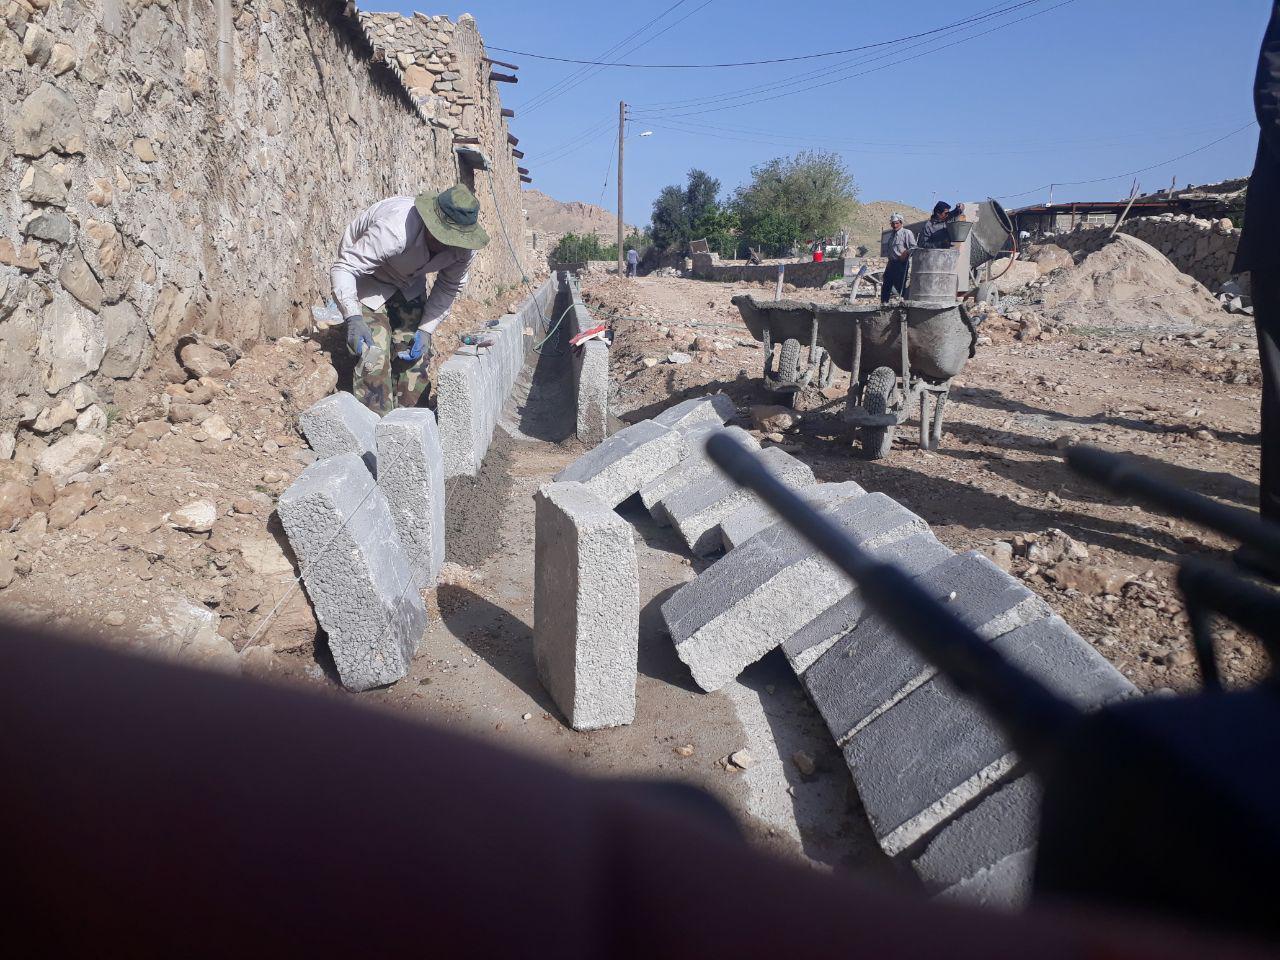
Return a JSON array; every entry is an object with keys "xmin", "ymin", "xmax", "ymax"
[
  {"xmin": 733, "ymin": 294, "xmax": 979, "ymax": 458},
  {"xmin": 730, "ymin": 296, "xmax": 836, "ymax": 409}
]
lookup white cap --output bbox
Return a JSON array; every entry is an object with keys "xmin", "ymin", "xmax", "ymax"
[{"xmin": 890, "ymin": 212, "xmax": 903, "ymax": 223}]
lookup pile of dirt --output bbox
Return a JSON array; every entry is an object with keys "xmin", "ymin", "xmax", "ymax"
[{"xmin": 1038, "ymin": 234, "xmax": 1223, "ymax": 332}]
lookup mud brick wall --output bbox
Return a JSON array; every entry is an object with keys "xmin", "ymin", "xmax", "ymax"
[{"xmin": 0, "ymin": 0, "xmax": 532, "ymax": 461}]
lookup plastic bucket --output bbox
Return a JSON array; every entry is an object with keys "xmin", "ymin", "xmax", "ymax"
[{"xmin": 947, "ymin": 220, "xmax": 974, "ymax": 244}]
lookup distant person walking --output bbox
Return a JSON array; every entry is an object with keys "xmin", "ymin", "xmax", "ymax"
[
  {"xmin": 626, "ymin": 246, "xmax": 640, "ymax": 277},
  {"xmin": 1239, "ymin": 0, "xmax": 1280, "ymax": 520},
  {"xmin": 881, "ymin": 213, "xmax": 915, "ymax": 303},
  {"xmin": 916, "ymin": 201, "xmax": 953, "ymax": 249}
]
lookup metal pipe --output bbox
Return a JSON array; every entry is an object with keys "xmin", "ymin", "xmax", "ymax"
[{"xmin": 704, "ymin": 434, "xmax": 1082, "ymax": 765}]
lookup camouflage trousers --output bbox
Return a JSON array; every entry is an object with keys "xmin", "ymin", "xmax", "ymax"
[{"xmin": 352, "ymin": 293, "xmax": 432, "ymax": 416}]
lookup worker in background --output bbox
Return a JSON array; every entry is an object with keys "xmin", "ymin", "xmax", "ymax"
[
  {"xmin": 626, "ymin": 246, "xmax": 640, "ymax": 278},
  {"xmin": 917, "ymin": 201, "xmax": 953, "ymax": 248},
  {"xmin": 881, "ymin": 213, "xmax": 915, "ymax": 303},
  {"xmin": 1239, "ymin": 0, "xmax": 1280, "ymax": 521},
  {"xmin": 331, "ymin": 185, "xmax": 490, "ymax": 415}
]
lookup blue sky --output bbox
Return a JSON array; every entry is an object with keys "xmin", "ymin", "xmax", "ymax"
[{"xmin": 378, "ymin": 0, "xmax": 1267, "ymax": 222}]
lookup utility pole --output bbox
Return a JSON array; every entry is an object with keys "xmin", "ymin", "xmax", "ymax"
[{"xmin": 617, "ymin": 100, "xmax": 625, "ymax": 277}]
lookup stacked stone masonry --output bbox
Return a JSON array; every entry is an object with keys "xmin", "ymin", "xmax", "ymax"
[
  {"xmin": 540, "ymin": 397, "xmax": 1140, "ymax": 908},
  {"xmin": 1044, "ymin": 214, "xmax": 1240, "ymax": 292},
  {"xmin": 0, "ymin": 0, "xmax": 533, "ymax": 461}
]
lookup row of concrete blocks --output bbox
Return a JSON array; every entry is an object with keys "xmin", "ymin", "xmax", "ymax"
[
  {"xmin": 657, "ymin": 474, "xmax": 1137, "ymax": 909},
  {"xmin": 281, "ymin": 393, "xmax": 446, "ymax": 692},
  {"xmin": 437, "ymin": 275, "xmax": 557, "ymax": 478},
  {"xmin": 560, "ymin": 272, "xmax": 609, "ymax": 446}
]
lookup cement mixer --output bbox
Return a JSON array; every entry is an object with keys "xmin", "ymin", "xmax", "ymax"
[{"xmin": 733, "ymin": 199, "xmax": 1015, "ymax": 458}]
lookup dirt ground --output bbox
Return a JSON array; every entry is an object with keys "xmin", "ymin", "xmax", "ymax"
[
  {"xmin": 582, "ymin": 271, "xmax": 1269, "ymax": 692},
  {"xmin": 1, "ymin": 253, "xmax": 1269, "ymax": 881}
]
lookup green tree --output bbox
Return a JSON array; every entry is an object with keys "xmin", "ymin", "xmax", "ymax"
[
  {"xmin": 551, "ymin": 228, "xmax": 652, "ymax": 264},
  {"xmin": 650, "ymin": 168, "xmax": 733, "ymax": 252},
  {"xmin": 733, "ymin": 150, "xmax": 858, "ymax": 256}
]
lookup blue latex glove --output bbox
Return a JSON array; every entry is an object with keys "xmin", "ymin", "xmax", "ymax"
[
  {"xmin": 345, "ymin": 315, "xmax": 373, "ymax": 356},
  {"xmin": 398, "ymin": 329, "xmax": 431, "ymax": 363}
]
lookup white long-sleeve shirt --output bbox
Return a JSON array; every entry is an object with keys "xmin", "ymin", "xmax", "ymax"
[{"xmin": 330, "ymin": 196, "xmax": 476, "ymax": 333}]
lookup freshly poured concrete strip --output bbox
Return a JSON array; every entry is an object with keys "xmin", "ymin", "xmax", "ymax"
[
  {"xmin": 376, "ymin": 408, "xmax": 446, "ymax": 591},
  {"xmin": 803, "ymin": 551, "xmax": 1053, "ymax": 745},
  {"xmin": 533, "ymin": 481, "xmax": 640, "ymax": 730},
  {"xmin": 553, "ymin": 419, "xmax": 686, "ymax": 508},
  {"xmin": 300, "ymin": 391, "xmax": 379, "ymax": 470},
  {"xmin": 912, "ymin": 776, "xmax": 1041, "ymax": 908},
  {"xmin": 640, "ymin": 424, "xmax": 758, "ymax": 525},
  {"xmin": 845, "ymin": 614, "xmax": 1134, "ymax": 857},
  {"xmin": 662, "ymin": 492, "xmax": 929, "ymax": 693},
  {"xmin": 781, "ymin": 533, "xmax": 955, "ymax": 676},
  {"xmin": 665, "ymin": 446, "xmax": 815, "ymax": 556},
  {"xmin": 277, "ymin": 453, "xmax": 427, "ymax": 692},
  {"xmin": 653, "ymin": 394, "xmax": 736, "ymax": 433},
  {"xmin": 719, "ymin": 480, "xmax": 868, "ymax": 553}
]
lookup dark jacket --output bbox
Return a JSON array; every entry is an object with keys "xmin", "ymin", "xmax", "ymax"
[
  {"xmin": 1236, "ymin": 1, "xmax": 1280, "ymax": 276},
  {"xmin": 917, "ymin": 218, "xmax": 951, "ymax": 249}
]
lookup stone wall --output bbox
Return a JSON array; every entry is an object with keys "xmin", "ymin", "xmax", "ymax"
[
  {"xmin": 0, "ymin": 0, "xmax": 532, "ymax": 461},
  {"xmin": 1044, "ymin": 214, "xmax": 1240, "ymax": 293},
  {"xmin": 690, "ymin": 251, "xmax": 854, "ymax": 287}
]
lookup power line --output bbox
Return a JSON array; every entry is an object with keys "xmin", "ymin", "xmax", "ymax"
[
  {"xmin": 489, "ymin": 0, "xmax": 1043, "ymax": 68},
  {"xmin": 632, "ymin": 0, "xmax": 1078, "ymax": 120},
  {"xmin": 998, "ymin": 122, "xmax": 1257, "ymax": 203},
  {"xmin": 519, "ymin": 0, "xmax": 694, "ymax": 116},
  {"xmin": 597, "ymin": 131, "xmax": 618, "ymax": 206}
]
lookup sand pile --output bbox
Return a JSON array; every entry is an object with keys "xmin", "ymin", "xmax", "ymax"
[{"xmin": 1039, "ymin": 234, "xmax": 1223, "ymax": 332}]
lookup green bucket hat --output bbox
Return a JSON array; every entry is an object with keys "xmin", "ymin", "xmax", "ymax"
[{"xmin": 414, "ymin": 184, "xmax": 490, "ymax": 250}]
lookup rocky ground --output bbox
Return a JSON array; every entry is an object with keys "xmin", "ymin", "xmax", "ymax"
[{"xmin": 582, "ymin": 268, "xmax": 1268, "ymax": 692}]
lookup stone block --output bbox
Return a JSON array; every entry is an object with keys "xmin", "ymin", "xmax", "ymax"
[
  {"xmin": 533, "ymin": 481, "xmax": 639, "ymax": 730},
  {"xmin": 376, "ymin": 409, "xmax": 446, "ymax": 590},
  {"xmin": 665, "ymin": 446, "xmax": 815, "ymax": 556},
  {"xmin": 575, "ymin": 339, "xmax": 609, "ymax": 445},
  {"xmin": 804, "ymin": 551, "xmax": 1052, "ymax": 744},
  {"xmin": 912, "ymin": 776, "xmax": 1041, "ymax": 907},
  {"xmin": 277, "ymin": 454, "xmax": 427, "ymax": 692},
  {"xmin": 662, "ymin": 492, "xmax": 928, "ymax": 692},
  {"xmin": 652, "ymin": 394, "xmax": 735, "ymax": 433},
  {"xmin": 553, "ymin": 419, "xmax": 686, "ymax": 508},
  {"xmin": 436, "ymin": 349, "xmax": 489, "ymax": 478},
  {"xmin": 719, "ymin": 480, "xmax": 867, "ymax": 553},
  {"xmin": 782, "ymin": 533, "xmax": 954, "ymax": 675},
  {"xmin": 845, "ymin": 615, "xmax": 1133, "ymax": 857},
  {"xmin": 299, "ymin": 392, "xmax": 378, "ymax": 471},
  {"xmin": 639, "ymin": 424, "xmax": 758, "ymax": 524}
]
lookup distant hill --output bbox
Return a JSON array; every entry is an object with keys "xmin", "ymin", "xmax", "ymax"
[
  {"xmin": 522, "ymin": 188, "xmax": 635, "ymax": 245},
  {"xmin": 846, "ymin": 200, "xmax": 931, "ymax": 255}
]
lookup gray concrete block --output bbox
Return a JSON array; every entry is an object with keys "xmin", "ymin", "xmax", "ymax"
[
  {"xmin": 277, "ymin": 453, "xmax": 427, "ymax": 692},
  {"xmin": 782, "ymin": 533, "xmax": 954, "ymax": 675},
  {"xmin": 376, "ymin": 408, "xmax": 446, "ymax": 591},
  {"xmin": 804, "ymin": 551, "xmax": 1052, "ymax": 744},
  {"xmin": 719, "ymin": 480, "xmax": 867, "ymax": 553},
  {"xmin": 912, "ymin": 776, "xmax": 1041, "ymax": 904},
  {"xmin": 653, "ymin": 394, "xmax": 736, "ymax": 433},
  {"xmin": 666, "ymin": 446, "xmax": 815, "ymax": 556},
  {"xmin": 533, "ymin": 481, "xmax": 640, "ymax": 730},
  {"xmin": 575, "ymin": 339, "xmax": 609, "ymax": 445},
  {"xmin": 553, "ymin": 419, "xmax": 686, "ymax": 508},
  {"xmin": 639, "ymin": 424, "xmax": 758, "ymax": 524},
  {"xmin": 662, "ymin": 492, "xmax": 929, "ymax": 692},
  {"xmin": 845, "ymin": 614, "xmax": 1133, "ymax": 857},
  {"xmin": 939, "ymin": 849, "xmax": 1037, "ymax": 910},
  {"xmin": 436, "ymin": 351, "xmax": 487, "ymax": 478},
  {"xmin": 299, "ymin": 391, "xmax": 379, "ymax": 470}
]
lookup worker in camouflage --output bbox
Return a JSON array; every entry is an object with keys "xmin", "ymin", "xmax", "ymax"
[{"xmin": 332, "ymin": 184, "xmax": 490, "ymax": 415}]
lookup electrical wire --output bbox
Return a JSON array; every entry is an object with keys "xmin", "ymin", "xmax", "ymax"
[{"xmin": 490, "ymin": 0, "xmax": 1043, "ymax": 68}]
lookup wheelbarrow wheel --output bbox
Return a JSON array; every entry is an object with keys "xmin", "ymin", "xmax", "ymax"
[
  {"xmin": 777, "ymin": 338, "xmax": 803, "ymax": 386},
  {"xmin": 860, "ymin": 366, "xmax": 897, "ymax": 460},
  {"xmin": 815, "ymin": 350, "xmax": 834, "ymax": 390}
]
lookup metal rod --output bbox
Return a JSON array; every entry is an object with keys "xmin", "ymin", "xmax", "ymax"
[
  {"xmin": 1176, "ymin": 558, "xmax": 1280, "ymax": 664},
  {"xmin": 1066, "ymin": 446, "xmax": 1280, "ymax": 561},
  {"xmin": 1184, "ymin": 598, "xmax": 1223, "ymax": 692},
  {"xmin": 919, "ymin": 391, "xmax": 929, "ymax": 450},
  {"xmin": 704, "ymin": 434, "xmax": 1082, "ymax": 765}
]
